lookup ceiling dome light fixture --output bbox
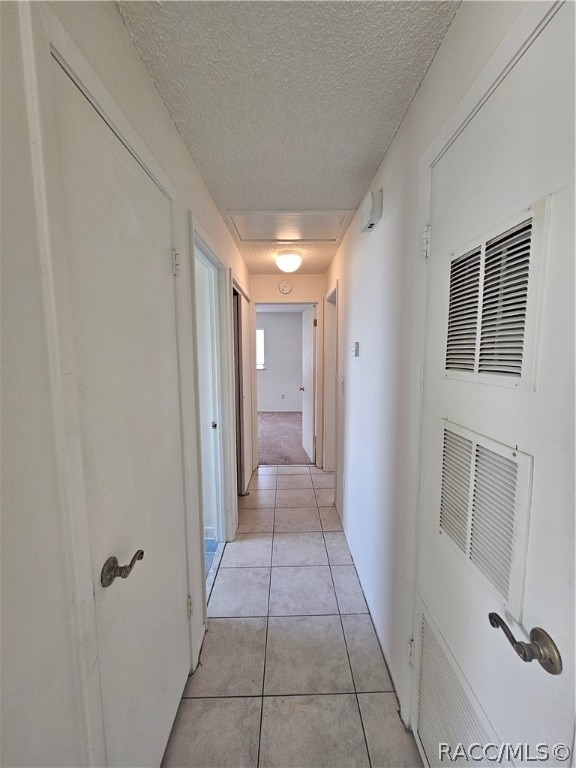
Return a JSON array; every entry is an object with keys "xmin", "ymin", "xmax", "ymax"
[{"xmin": 275, "ymin": 252, "xmax": 302, "ymax": 273}]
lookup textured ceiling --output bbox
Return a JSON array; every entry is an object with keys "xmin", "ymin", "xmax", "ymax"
[{"xmin": 118, "ymin": 1, "xmax": 459, "ymax": 273}]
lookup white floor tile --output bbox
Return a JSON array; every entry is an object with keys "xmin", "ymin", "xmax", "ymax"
[
  {"xmin": 311, "ymin": 474, "xmax": 335, "ymax": 489},
  {"xmin": 358, "ymin": 693, "xmax": 423, "ymax": 767},
  {"xmin": 269, "ymin": 566, "xmax": 337, "ymax": 615},
  {"xmin": 276, "ymin": 488, "xmax": 317, "ymax": 507},
  {"xmin": 274, "ymin": 506, "xmax": 322, "ymax": 532},
  {"xmin": 237, "ymin": 508, "xmax": 274, "ymax": 534},
  {"xmin": 259, "ymin": 695, "xmax": 369, "ymax": 768},
  {"xmin": 342, "ymin": 615, "xmax": 393, "ymax": 692},
  {"xmin": 264, "ymin": 616, "xmax": 353, "ymax": 694},
  {"xmin": 249, "ymin": 475, "xmax": 277, "ymax": 490},
  {"xmin": 331, "ymin": 565, "xmax": 368, "ymax": 613},
  {"xmin": 319, "ymin": 506, "xmax": 342, "ymax": 531},
  {"xmin": 276, "ymin": 474, "xmax": 314, "ymax": 489},
  {"xmin": 183, "ymin": 618, "xmax": 266, "ymax": 697},
  {"xmin": 324, "ymin": 531, "xmax": 353, "ymax": 565},
  {"xmin": 314, "ymin": 488, "xmax": 335, "ymax": 506},
  {"xmin": 220, "ymin": 534, "xmax": 272, "ymax": 568},
  {"xmin": 208, "ymin": 567, "xmax": 270, "ymax": 617},
  {"xmin": 277, "ymin": 465, "xmax": 312, "ymax": 474},
  {"xmin": 162, "ymin": 698, "xmax": 261, "ymax": 768},
  {"xmin": 238, "ymin": 489, "xmax": 276, "ymax": 508},
  {"xmin": 272, "ymin": 532, "xmax": 328, "ymax": 566}
]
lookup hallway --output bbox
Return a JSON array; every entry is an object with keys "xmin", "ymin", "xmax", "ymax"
[
  {"xmin": 4, "ymin": 3, "xmax": 574, "ymax": 765},
  {"xmin": 162, "ymin": 466, "xmax": 422, "ymax": 767}
]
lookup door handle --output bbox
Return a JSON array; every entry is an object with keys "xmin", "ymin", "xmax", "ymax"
[
  {"xmin": 299, "ymin": 386, "xmax": 305, "ymax": 391},
  {"xmin": 211, "ymin": 421, "xmax": 218, "ymax": 429},
  {"xmin": 101, "ymin": 550, "xmax": 144, "ymax": 587},
  {"xmin": 488, "ymin": 613, "xmax": 562, "ymax": 675}
]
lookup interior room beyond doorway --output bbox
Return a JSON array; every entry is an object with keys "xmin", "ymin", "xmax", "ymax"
[{"xmin": 256, "ymin": 304, "xmax": 316, "ymax": 465}]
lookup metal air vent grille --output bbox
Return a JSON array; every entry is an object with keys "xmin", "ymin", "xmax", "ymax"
[
  {"xmin": 470, "ymin": 446, "xmax": 517, "ymax": 599},
  {"xmin": 446, "ymin": 249, "xmax": 481, "ymax": 372},
  {"xmin": 440, "ymin": 430, "xmax": 472, "ymax": 552},
  {"xmin": 479, "ymin": 220, "xmax": 531, "ymax": 376},
  {"xmin": 418, "ymin": 614, "xmax": 493, "ymax": 767},
  {"xmin": 438, "ymin": 423, "xmax": 532, "ymax": 619}
]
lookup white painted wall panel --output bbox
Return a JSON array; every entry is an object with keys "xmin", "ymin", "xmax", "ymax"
[
  {"xmin": 256, "ymin": 313, "xmax": 303, "ymax": 412},
  {"xmin": 1, "ymin": 6, "xmax": 86, "ymax": 764},
  {"xmin": 1, "ymin": 3, "xmax": 249, "ymax": 765},
  {"xmin": 250, "ymin": 273, "xmax": 327, "ymax": 302},
  {"xmin": 326, "ymin": 1, "xmax": 530, "ymax": 722}
]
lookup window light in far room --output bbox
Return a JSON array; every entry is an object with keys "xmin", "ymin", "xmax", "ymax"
[
  {"xmin": 256, "ymin": 329, "xmax": 265, "ymax": 370},
  {"xmin": 275, "ymin": 252, "xmax": 302, "ymax": 273}
]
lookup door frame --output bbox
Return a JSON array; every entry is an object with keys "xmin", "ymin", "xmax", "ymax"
[
  {"xmin": 405, "ymin": 0, "xmax": 565, "ymax": 741},
  {"xmin": 322, "ymin": 284, "xmax": 338, "ymax": 474},
  {"xmin": 19, "ymin": 6, "xmax": 205, "ymax": 762},
  {"xmin": 233, "ymin": 280, "xmax": 256, "ymax": 495},
  {"xmin": 253, "ymin": 299, "xmax": 324, "ymax": 468},
  {"xmin": 190, "ymin": 219, "xmax": 239, "ymax": 543}
]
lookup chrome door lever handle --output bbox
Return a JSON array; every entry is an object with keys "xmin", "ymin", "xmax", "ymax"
[
  {"xmin": 488, "ymin": 612, "xmax": 562, "ymax": 675},
  {"xmin": 101, "ymin": 550, "xmax": 144, "ymax": 587}
]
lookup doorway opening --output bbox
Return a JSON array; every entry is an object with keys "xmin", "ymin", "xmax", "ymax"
[
  {"xmin": 193, "ymin": 243, "xmax": 226, "ymax": 584},
  {"xmin": 255, "ymin": 303, "xmax": 317, "ymax": 465}
]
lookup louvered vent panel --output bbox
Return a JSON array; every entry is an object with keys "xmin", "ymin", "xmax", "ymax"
[
  {"xmin": 440, "ymin": 430, "xmax": 472, "ymax": 553},
  {"xmin": 418, "ymin": 615, "xmax": 493, "ymax": 767},
  {"xmin": 479, "ymin": 220, "xmax": 531, "ymax": 376},
  {"xmin": 446, "ymin": 249, "xmax": 481, "ymax": 371},
  {"xmin": 470, "ymin": 446, "xmax": 517, "ymax": 599}
]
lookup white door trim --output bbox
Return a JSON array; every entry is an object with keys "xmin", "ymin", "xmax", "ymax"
[
  {"xmin": 405, "ymin": 0, "xmax": 565, "ymax": 736},
  {"xmin": 253, "ymin": 298, "xmax": 325, "ymax": 468},
  {"xmin": 19, "ymin": 7, "xmax": 106, "ymax": 762},
  {"xmin": 19, "ymin": 6, "xmax": 203, "ymax": 762},
  {"xmin": 322, "ymin": 284, "xmax": 339, "ymax": 474},
  {"xmin": 232, "ymin": 286, "xmax": 256, "ymax": 495},
  {"xmin": 192, "ymin": 224, "xmax": 238, "ymax": 542}
]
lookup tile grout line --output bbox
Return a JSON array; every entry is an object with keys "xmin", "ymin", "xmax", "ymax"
[
  {"xmin": 323, "ymin": 528, "xmax": 374, "ymax": 768},
  {"xmin": 208, "ymin": 468, "xmax": 376, "ymax": 766},
  {"xmin": 256, "ymin": 477, "xmax": 276, "ymax": 768},
  {"xmin": 182, "ymin": 690, "xmax": 397, "ymax": 701}
]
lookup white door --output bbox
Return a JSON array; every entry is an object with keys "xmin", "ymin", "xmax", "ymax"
[
  {"xmin": 194, "ymin": 251, "xmax": 223, "ymax": 541},
  {"xmin": 415, "ymin": 5, "xmax": 574, "ymax": 763},
  {"xmin": 302, "ymin": 305, "xmax": 316, "ymax": 462},
  {"xmin": 52, "ymin": 60, "xmax": 190, "ymax": 765},
  {"xmin": 233, "ymin": 290, "xmax": 254, "ymax": 495}
]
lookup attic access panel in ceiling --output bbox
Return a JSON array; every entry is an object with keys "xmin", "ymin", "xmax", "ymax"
[{"xmin": 229, "ymin": 210, "xmax": 354, "ymax": 242}]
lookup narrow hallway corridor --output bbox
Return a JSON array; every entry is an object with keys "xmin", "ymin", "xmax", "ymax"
[{"xmin": 162, "ymin": 466, "xmax": 422, "ymax": 767}]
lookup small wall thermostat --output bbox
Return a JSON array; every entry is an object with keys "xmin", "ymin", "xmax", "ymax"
[
  {"xmin": 350, "ymin": 342, "xmax": 360, "ymax": 357},
  {"xmin": 360, "ymin": 188, "xmax": 383, "ymax": 232}
]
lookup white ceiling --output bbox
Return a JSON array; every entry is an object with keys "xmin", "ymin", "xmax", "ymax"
[{"xmin": 118, "ymin": 1, "xmax": 459, "ymax": 273}]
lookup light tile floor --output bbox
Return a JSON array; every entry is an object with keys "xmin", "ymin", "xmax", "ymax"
[{"xmin": 163, "ymin": 466, "xmax": 423, "ymax": 768}]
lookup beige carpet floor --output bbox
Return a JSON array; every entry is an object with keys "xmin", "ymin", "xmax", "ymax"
[{"xmin": 258, "ymin": 411, "xmax": 312, "ymax": 465}]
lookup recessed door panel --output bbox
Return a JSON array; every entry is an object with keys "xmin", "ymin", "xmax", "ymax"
[{"xmin": 52, "ymin": 59, "xmax": 190, "ymax": 766}]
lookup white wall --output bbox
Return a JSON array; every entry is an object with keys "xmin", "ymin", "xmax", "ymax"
[
  {"xmin": 250, "ymin": 273, "xmax": 327, "ymax": 303},
  {"xmin": 1, "ymin": 3, "xmax": 249, "ymax": 765},
  {"xmin": 1, "ymin": 6, "xmax": 86, "ymax": 764},
  {"xmin": 50, "ymin": 1, "xmax": 250, "ymax": 293},
  {"xmin": 327, "ymin": 1, "xmax": 528, "ymax": 722},
  {"xmin": 257, "ymin": 313, "xmax": 303, "ymax": 412}
]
